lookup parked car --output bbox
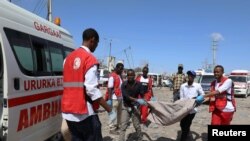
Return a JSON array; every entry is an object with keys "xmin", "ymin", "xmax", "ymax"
[
  {"xmin": 162, "ymin": 78, "xmax": 173, "ymax": 90},
  {"xmin": 162, "ymin": 79, "xmax": 172, "ymax": 87}
]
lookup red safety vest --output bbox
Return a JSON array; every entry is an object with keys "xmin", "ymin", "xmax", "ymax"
[
  {"xmin": 209, "ymin": 77, "xmax": 236, "ymax": 112},
  {"xmin": 62, "ymin": 47, "xmax": 99, "ymax": 114},
  {"xmin": 136, "ymin": 75, "xmax": 153, "ymax": 96},
  {"xmin": 104, "ymin": 72, "xmax": 122, "ymax": 100}
]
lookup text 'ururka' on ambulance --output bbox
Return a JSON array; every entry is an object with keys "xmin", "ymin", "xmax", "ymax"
[
  {"xmin": 0, "ymin": 1, "xmax": 75, "ymax": 140},
  {"xmin": 228, "ymin": 70, "xmax": 250, "ymax": 98}
]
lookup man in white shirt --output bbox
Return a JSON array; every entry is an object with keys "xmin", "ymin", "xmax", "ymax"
[
  {"xmin": 179, "ymin": 70, "xmax": 205, "ymax": 141},
  {"xmin": 106, "ymin": 63, "xmax": 124, "ymax": 134}
]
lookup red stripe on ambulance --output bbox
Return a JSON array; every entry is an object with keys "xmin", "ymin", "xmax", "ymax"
[{"xmin": 8, "ymin": 90, "xmax": 62, "ymax": 107}]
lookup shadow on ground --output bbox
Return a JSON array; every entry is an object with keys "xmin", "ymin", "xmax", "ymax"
[
  {"xmin": 103, "ymin": 136, "xmax": 113, "ymax": 141},
  {"xmin": 103, "ymin": 130, "xmax": 207, "ymax": 141}
]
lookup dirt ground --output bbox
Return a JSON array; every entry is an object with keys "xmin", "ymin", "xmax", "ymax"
[{"xmin": 61, "ymin": 87, "xmax": 250, "ymax": 141}]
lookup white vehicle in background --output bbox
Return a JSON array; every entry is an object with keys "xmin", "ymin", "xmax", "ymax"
[
  {"xmin": 136, "ymin": 72, "xmax": 161, "ymax": 87},
  {"xmin": 228, "ymin": 70, "xmax": 250, "ymax": 98},
  {"xmin": 147, "ymin": 73, "xmax": 161, "ymax": 87},
  {"xmin": 162, "ymin": 77, "xmax": 173, "ymax": 90},
  {"xmin": 0, "ymin": 1, "xmax": 75, "ymax": 140},
  {"xmin": 194, "ymin": 69, "xmax": 205, "ymax": 83},
  {"xmin": 98, "ymin": 68, "xmax": 109, "ymax": 87},
  {"xmin": 199, "ymin": 73, "xmax": 215, "ymax": 94}
]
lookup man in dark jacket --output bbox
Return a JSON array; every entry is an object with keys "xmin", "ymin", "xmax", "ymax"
[{"xmin": 119, "ymin": 69, "xmax": 147, "ymax": 141}]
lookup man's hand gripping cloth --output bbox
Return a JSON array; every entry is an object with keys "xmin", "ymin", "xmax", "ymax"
[{"xmin": 147, "ymin": 99, "xmax": 196, "ymax": 126}]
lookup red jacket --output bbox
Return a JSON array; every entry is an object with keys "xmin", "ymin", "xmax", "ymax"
[
  {"xmin": 62, "ymin": 48, "xmax": 99, "ymax": 114},
  {"xmin": 105, "ymin": 72, "xmax": 122, "ymax": 100},
  {"xmin": 209, "ymin": 77, "xmax": 236, "ymax": 112}
]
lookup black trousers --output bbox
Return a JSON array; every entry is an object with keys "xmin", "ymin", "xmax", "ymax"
[
  {"xmin": 66, "ymin": 115, "xmax": 103, "ymax": 141},
  {"xmin": 180, "ymin": 113, "xmax": 195, "ymax": 141}
]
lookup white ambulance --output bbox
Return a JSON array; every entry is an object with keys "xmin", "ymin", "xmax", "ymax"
[
  {"xmin": 0, "ymin": 1, "xmax": 75, "ymax": 140},
  {"xmin": 228, "ymin": 70, "xmax": 250, "ymax": 98},
  {"xmin": 199, "ymin": 72, "xmax": 215, "ymax": 94}
]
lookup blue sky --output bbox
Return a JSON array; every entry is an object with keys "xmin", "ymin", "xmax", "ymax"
[{"xmin": 13, "ymin": 0, "xmax": 250, "ymax": 74}]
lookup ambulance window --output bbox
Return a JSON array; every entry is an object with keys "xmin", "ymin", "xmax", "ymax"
[
  {"xmin": 64, "ymin": 48, "xmax": 74, "ymax": 58},
  {"xmin": 4, "ymin": 28, "xmax": 34, "ymax": 75},
  {"xmin": 48, "ymin": 42, "xmax": 64, "ymax": 75},
  {"xmin": 31, "ymin": 37, "xmax": 51, "ymax": 75}
]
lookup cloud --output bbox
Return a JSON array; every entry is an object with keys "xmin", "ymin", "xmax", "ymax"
[{"xmin": 210, "ymin": 33, "xmax": 224, "ymax": 41}]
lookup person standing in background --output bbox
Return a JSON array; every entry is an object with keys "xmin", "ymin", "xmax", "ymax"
[
  {"xmin": 62, "ymin": 28, "xmax": 116, "ymax": 141},
  {"xmin": 172, "ymin": 64, "xmax": 186, "ymax": 102},
  {"xmin": 105, "ymin": 63, "xmax": 124, "ymax": 134}
]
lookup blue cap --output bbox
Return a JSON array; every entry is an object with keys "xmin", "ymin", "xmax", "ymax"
[{"xmin": 187, "ymin": 70, "xmax": 196, "ymax": 77}]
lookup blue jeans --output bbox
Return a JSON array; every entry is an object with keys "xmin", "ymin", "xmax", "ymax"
[{"xmin": 66, "ymin": 115, "xmax": 103, "ymax": 141}]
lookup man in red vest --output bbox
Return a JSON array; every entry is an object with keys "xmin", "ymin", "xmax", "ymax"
[
  {"xmin": 196, "ymin": 65, "xmax": 236, "ymax": 125},
  {"xmin": 105, "ymin": 63, "xmax": 124, "ymax": 134},
  {"xmin": 136, "ymin": 66, "xmax": 155, "ymax": 128},
  {"xmin": 62, "ymin": 28, "xmax": 116, "ymax": 141}
]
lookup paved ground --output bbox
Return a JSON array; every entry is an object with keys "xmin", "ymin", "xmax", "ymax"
[{"xmin": 61, "ymin": 87, "xmax": 250, "ymax": 141}]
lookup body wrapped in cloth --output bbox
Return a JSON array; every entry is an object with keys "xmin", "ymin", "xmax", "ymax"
[{"xmin": 147, "ymin": 99, "xmax": 196, "ymax": 126}]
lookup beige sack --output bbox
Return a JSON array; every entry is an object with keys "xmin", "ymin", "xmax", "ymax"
[{"xmin": 147, "ymin": 99, "xmax": 196, "ymax": 126}]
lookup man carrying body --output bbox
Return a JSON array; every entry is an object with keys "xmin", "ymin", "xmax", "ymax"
[
  {"xmin": 196, "ymin": 65, "xmax": 236, "ymax": 125},
  {"xmin": 136, "ymin": 66, "xmax": 155, "ymax": 127},
  {"xmin": 119, "ymin": 69, "xmax": 147, "ymax": 141},
  {"xmin": 179, "ymin": 70, "xmax": 205, "ymax": 141}
]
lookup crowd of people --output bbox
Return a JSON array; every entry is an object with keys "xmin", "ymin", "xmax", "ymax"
[{"xmin": 61, "ymin": 28, "xmax": 236, "ymax": 141}]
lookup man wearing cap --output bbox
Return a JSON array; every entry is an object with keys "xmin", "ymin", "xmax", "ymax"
[
  {"xmin": 179, "ymin": 70, "xmax": 205, "ymax": 141},
  {"xmin": 172, "ymin": 64, "xmax": 187, "ymax": 102}
]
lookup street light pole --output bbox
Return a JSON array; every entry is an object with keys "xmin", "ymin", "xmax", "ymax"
[
  {"xmin": 108, "ymin": 39, "xmax": 112, "ymax": 72},
  {"xmin": 47, "ymin": 0, "xmax": 52, "ymax": 22},
  {"xmin": 212, "ymin": 39, "xmax": 217, "ymax": 69}
]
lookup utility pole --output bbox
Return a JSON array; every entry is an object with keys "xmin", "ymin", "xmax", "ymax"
[
  {"xmin": 212, "ymin": 39, "xmax": 218, "ymax": 69},
  {"xmin": 47, "ymin": 0, "xmax": 52, "ymax": 22},
  {"xmin": 107, "ymin": 39, "xmax": 112, "ymax": 72},
  {"xmin": 123, "ymin": 46, "xmax": 133, "ymax": 69},
  {"xmin": 129, "ymin": 46, "xmax": 135, "ymax": 68},
  {"xmin": 124, "ymin": 48, "xmax": 131, "ymax": 69}
]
